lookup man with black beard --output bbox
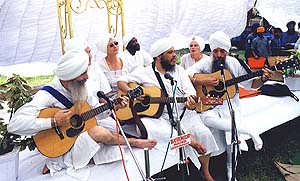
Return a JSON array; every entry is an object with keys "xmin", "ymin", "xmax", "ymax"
[
  {"xmin": 118, "ymin": 37, "xmax": 219, "ymax": 181},
  {"xmin": 120, "ymin": 34, "xmax": 152, "ymax": 72},
  {"xmin": 281, "ymin": 21, "xmax": 299, "ymax": 50},
  {"xmin": 8, "ymin": 50, "xmax": 157, "ymax": 178},
  {"xmin": 186, "ymin": 31, "xmax": 274, "ymax": 180}
]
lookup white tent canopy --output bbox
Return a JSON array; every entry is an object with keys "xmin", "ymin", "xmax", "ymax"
[{"xmin": 0, "ymin": 0, "xmax": 299, "ymax": 72}]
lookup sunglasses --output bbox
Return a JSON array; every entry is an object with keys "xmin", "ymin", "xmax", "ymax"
[{"xmin": 109, "ymin": 41, "xmax": 119, "ymax": 47}]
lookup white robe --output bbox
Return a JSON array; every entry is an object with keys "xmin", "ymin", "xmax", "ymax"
[
  {"xmin": 180, "ymin": 53, "xmax": 209, "ymax": 69},
  {"xmin": 186, "ymin": 55, "xmax": 254, "ymax": 156},
  {"xmin": 7, "ymin": 78, "xmax": 121, "ymax": 180},
  {"xmin": 119, "ymin": 49, "xmax": 153, "ymax": 73},
  {"xmin": 118, "ymin": 64, "xmax": 219, "ymax": 156}
]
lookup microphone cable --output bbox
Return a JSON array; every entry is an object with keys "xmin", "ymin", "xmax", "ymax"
[
  {"xmin": 159, "ymin": 81, "xmax": 178, "ymax": 176},
  {"xmin": 113, "ymin": 105, "xmax": 130, "ymax": 181}
]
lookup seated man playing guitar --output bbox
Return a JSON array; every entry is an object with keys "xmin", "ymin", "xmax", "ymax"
[
  {"xmin": 186, "ymin": 31, "xmax": 274, "ymax": 180},
  {"xmin": 118, "ymin": 37, "xmax": 219, "ymax": 181},
  {"xmin": 7, "ymin": 50, "xmax": 157, "ymax": 178}
]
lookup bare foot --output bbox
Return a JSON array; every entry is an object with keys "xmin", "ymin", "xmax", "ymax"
[
  {"xmin": 131, "ymin": 139, "xmax": 157, "ymax": 149},
  {"xmin": 42, "ymin": 164, "xmax": 50, "ymax": 174},
  {"xmin": 190, "ymin": 137, "xmax": 206, "ymax": 155},
  {"xmin": 202, "ymin": 172, "xmax": 216, "ymax": 181}
]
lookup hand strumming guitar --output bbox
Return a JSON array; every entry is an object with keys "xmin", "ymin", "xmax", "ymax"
[
  {"xmin": 191, "ymin": 76, "xmax": 219, "ymax": 86},
  {"xmin": 52, "ymin": 109, "xmax": 73, "ymax": 127}
]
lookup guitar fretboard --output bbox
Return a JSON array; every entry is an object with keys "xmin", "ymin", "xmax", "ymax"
[
  {"xmin": 149, "ymin": 97, "xmax": 188, "ymax": 104},
  {"xmin": 225, "ymin": 57, "xmax": 299, "ymax": 87},
  {"xmin": 81, "ymin": 99, "xmax": 122, "ymax": 121}
]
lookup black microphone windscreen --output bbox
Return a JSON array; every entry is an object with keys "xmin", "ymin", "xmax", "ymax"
[
  {"xmin": 97, "ymin": 91, "xmax": 106, "ymax": 99},
  {"xmin": 164, "ymin": 73, "xmax": 174, "ymax": 80}
]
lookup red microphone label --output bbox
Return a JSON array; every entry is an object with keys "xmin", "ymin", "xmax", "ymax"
[{"xmin": 170, "ymin": 133, "xmax": 191, "ymax": 150}]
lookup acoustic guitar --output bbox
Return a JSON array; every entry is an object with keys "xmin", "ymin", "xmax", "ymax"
[
  {"xmin": 193, "ymin": 57, "xmax": 300, "ymax": 112},
  {"xmin": 33, "ymin": 86, "xmax": 143, "ymax": 158},
  {"xmin": 116, "ymin": 83, "xmax": 223, "ymax": 121}
]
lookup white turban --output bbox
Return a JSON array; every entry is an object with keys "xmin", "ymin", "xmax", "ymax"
[
  {"xmin": 64, "ymin": 37, "xmax": 89, "ymax": 52},
  {"xmin": 150, "ymin": 37, "xmax": 173, "ymax": 58},
  {"xmin": 122, "ymin": 34, "xmax": 134, "ymax": 48},
  {"xmin": 95, "ymin": 33, "xmax": 113, "ymax": 53},
  {"xmin": 54, "ymin": 50, "xmax": 89, "ymax": 81},
  {"xmin": 190, "ymin": 36, "xmax": 205, "ymax": 52},
  {"xmin": 209, "ymin": 31, "xmax": 231, "ymax": 52}
]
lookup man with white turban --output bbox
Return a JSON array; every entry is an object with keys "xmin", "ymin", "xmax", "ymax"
[
  {"xmin": 8, "ymin": 50, "xmax": 157, "ymax": 179},
  {"xmin": 119, "ymin": 34, "xmax": 152, "ymax": 72},
  {"xmin": 118, "ymin": 37, "xmax": 219, "ymax": 181},
  {"xmin": 180, "ymin": 36, "xmax": 207, "ymax": 69},
  {"xmin": 64, "ymin": 36, "xmax": 112, "ymax": 95},
  {"xmin": 186, "ymin": 31, "xmax": 274, "ymax": 180}
]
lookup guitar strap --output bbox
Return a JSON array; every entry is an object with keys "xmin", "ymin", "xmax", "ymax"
[
  {"xmin": 236, "ymin": 57, "xmax": 252, "ymax": 74},
  {"xmin": 42, "ymin": 86, "xmax": 73, "ymax": 108},
  {"xmin": 151, "ymin": 62, "xmax": 176, "ymax": 128},
  {"xmin": 128, "ymin": 98, "xmax": 148, "ymax": 139}
]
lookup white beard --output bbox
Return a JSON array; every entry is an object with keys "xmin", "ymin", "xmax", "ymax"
[{"xmin": 69, "ymin": 80, "xmax": 88, "ymax": 104}]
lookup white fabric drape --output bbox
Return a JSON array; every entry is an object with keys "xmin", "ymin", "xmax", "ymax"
[{"xmin": 1, "ymin": 0, "xmax": 298, "ymax": 68}]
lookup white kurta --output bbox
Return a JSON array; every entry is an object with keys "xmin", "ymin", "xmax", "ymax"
[
  {"xmin": 118, "ymin": 64, "xmax": 219, "ymax": 157},
  {"xmin": 96, "ymin": 57, "xmax": 129, "ymax": 99},
  {"xmin": 180, "ymin": 53, "xmax": 209, "ymax": 69},
  {"xmin": 7, "ymin": 78, "xmax": 122, "ymax": 180},
  {"xmin": 186, "ymin": 55, "xmax": 254, "ymax": 156},
  {"xmin": 119, "ymin": 49, "xmax": 153, "ymax": 73},
  {"xmin": 86, "ymin": 62, "xmax": 112, "ymax": 95}
]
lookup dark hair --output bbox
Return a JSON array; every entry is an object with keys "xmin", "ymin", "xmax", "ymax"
[
  {"xmin": 286, "ymin": 21, "xmax": 296, "ymax": 27},
  {"xmin": 273, "ymin": 28, "xmax": 282, "ymax": 33}
]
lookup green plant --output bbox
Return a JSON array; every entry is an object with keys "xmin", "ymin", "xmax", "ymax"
[
  {"xmin": 283, "ymin": 50, "xmax": 300, "ymax": 77},
  {"xmin": 0, "ymin": 74, "xmax": 35, "ymax": 155}
]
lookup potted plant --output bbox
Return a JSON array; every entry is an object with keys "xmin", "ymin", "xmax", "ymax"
[
  {"xmin": 283, "ymin": 51, "xmax": 300, "ymax": 91},
  {"xmin": 0, "ymin": 74, "xmax": 36, "ymax": 180}
]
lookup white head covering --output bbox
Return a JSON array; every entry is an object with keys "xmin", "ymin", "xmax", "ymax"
[
  {"xmin": 209, "ymin": 31, "xmax": 231, "ymax": 52},
  {"xmin": 122, "ymin": 34, "xmax": 134, "ymax": 48},
  {"xmin": 190, "ymin": 36, "xmax": 205, "ymax": 52},
  {"xmin": 95, "ymin": 33, "xmax": 114, "ymax": 53},
  {"xmin": 150, "ymin": 37, "xmax": 173, "ymax": 58},
  {"xmin": 54, "ymin": 50, "xmax": 89, "ymax": 81},
  {"xmin": 64, "ymin": 37, "xmax": 89, "ymax": 52}
]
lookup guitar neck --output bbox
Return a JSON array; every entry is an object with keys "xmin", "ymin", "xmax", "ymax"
[
  {"xmin": 81, "ymin": 98, "xmax": 121, "ymax": 120},
  {"xmin": 225, "ymin": 69, "xmax": 263, "ymax": 87},
  {"xmin": 149, "ymin": 97, "xmax": 191, "ymax": 104}
]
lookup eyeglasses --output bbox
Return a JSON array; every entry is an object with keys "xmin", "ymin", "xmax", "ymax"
[{"xmin": 109, "ymin": 41, "xmax": 119, "ymax": 47}]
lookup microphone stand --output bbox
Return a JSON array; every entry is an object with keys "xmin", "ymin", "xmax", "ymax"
[
  {"xmin": 171, "ymin": 80, "xmax": 190, "ymax": 181},
  {"xmin": 102, "ymin": 95, "xmax": 148, "ymax": 181},
  {"xmin": 219, "ymin": 66, "xmax": 240, "ymax": 181}
]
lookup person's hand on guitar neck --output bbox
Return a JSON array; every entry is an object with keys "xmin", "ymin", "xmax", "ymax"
[
  {"xmin": 51, "ymin": 109, "xmax": 74, "ymax": 127},
  {"xmin": 115, "ymin": 95, "xmax": 129, "ymax": 110},
  {"xmin": 185, "ymin": 95, "xmax": 197, "ymax": 110},
  {"xmin": 252, "ymin": 67, "xmax": 274, "ymax": 88}
]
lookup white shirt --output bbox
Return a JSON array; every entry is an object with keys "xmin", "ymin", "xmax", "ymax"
[
  {"xmin": 118, "ymin": 63, "xmax": 219, "ymax": 155},
  {"xmin": 96, "ymin": 57, "xmax": 129, "ymax": 99},
  {"xmin": 119, "ymin": 49, "xmax": 153, "ymax": 73},
  {"xmin": 87, "ymin": 62, "xmax": 112, "ymax": 96},
  {"xmin": 180, "ymin": 53, "xmax": 209, "ymax": 69},
  {"xmin": 8, "ymin": 78, "xmax": 121, "ymax": 179},
  {"xmin": 186, "ymin": 55, "xmax": 253, "ymax": 155}
]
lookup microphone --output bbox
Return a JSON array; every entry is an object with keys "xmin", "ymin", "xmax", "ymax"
[
  {"xmin": 164, "ymin": 73, "xmax": 175, "ymax": 85},
  {"xmin": 97, "ymin": 91, "xmax": 113, "ymax": 108}
]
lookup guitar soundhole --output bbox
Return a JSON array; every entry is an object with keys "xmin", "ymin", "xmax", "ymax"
[{"xmin": 70, "ymin": 114, "xmax": 83, "ymax": 128}]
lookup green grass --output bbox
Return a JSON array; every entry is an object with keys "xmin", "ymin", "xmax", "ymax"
[
  {"xmin": 237, "ymin": 117, "xmax": 300, "ymax": 181},
  {"xmin": 0, "ymin": 75, "xmax": 54, "ymax": 87}
]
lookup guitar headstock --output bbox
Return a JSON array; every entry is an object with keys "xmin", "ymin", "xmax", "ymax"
[
  {"xmin": 274, "ymin": 57, "xmax": 300, "ymax": 71},
  {"xmin": 200, "ymin": 96, "xmax": 223, "ymax": 105},
  {"xmin": 127, "ymin": 86, "xmax": 144, "ymax": 99}
]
